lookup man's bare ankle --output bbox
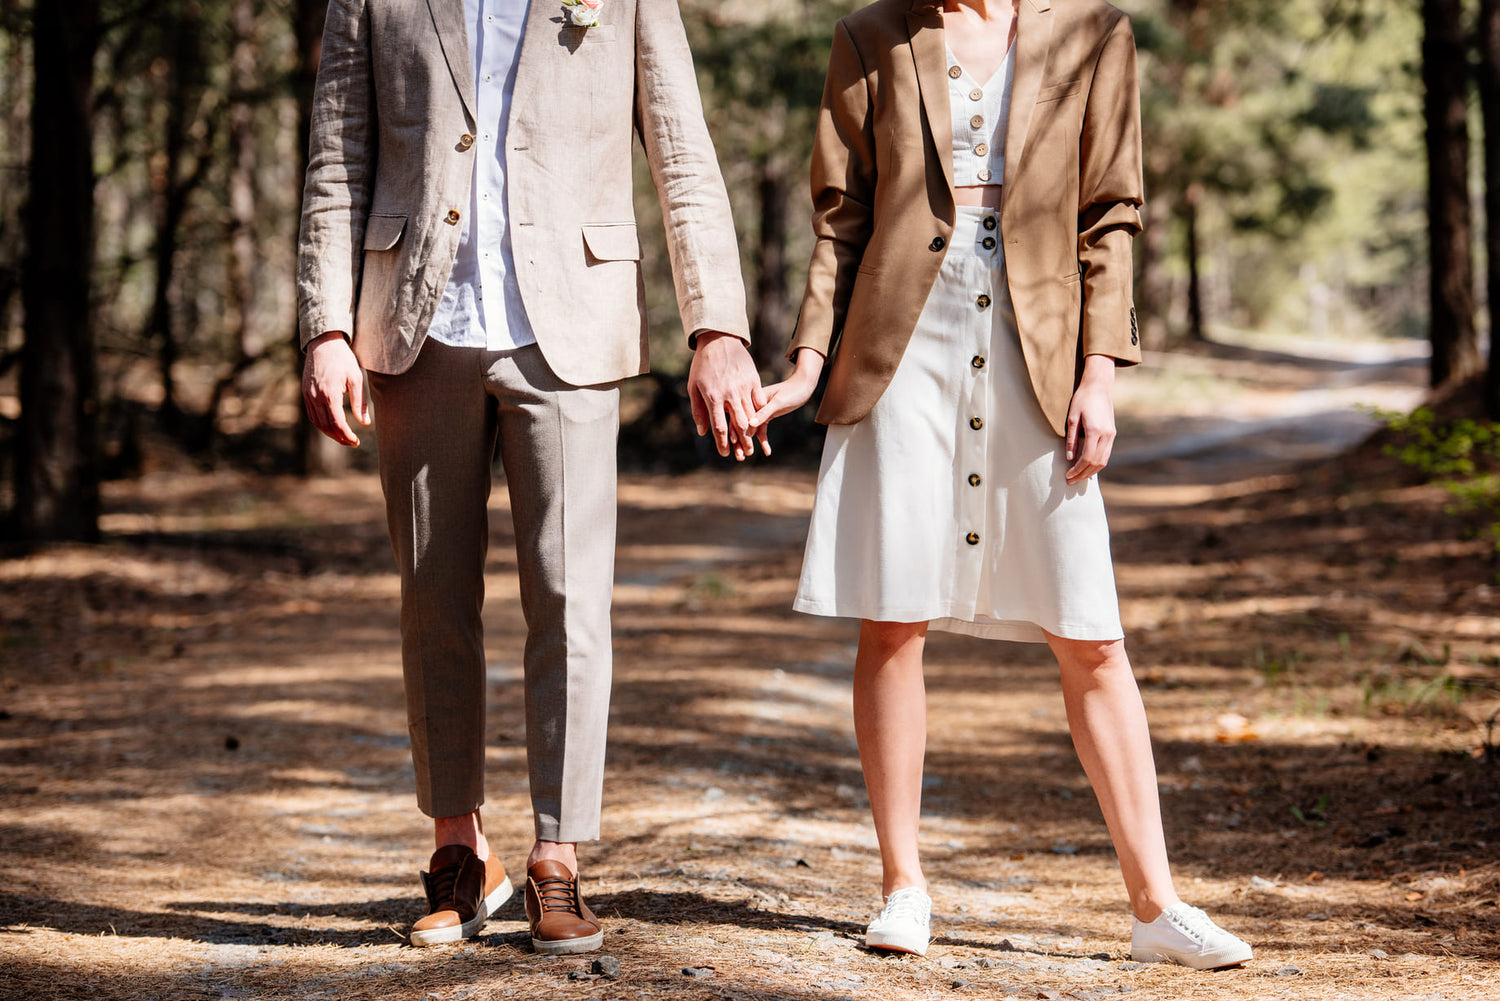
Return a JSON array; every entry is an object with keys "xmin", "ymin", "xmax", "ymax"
[{"xmin": 528, "ymin": 840, "xmax": 578, "ymax": 876}]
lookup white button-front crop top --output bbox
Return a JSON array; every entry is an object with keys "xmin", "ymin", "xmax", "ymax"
[{"xmin": 947, "ymin": 43, "xmax": 1015, "ymax": 186}]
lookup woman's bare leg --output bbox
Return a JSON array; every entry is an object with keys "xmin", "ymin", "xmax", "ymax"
[
  {"xmin": 855, "ymin": 619, "xmax": 931, "ymax": 897},
  {"xmin": 1046, "ymin": 633, "xmax": 1180, "ymax": 921}
]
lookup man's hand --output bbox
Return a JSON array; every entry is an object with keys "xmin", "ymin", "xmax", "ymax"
[
  {"xmin": 302, "ymin": 331, "xmax": 370, "ymax": 447},
  {"xmin": 1064, "ymin": 353, "xmax": 1117, "ymax": 485},
  {"xmin": 687, "ymin": 331, "xmax": 763, "ymax": 460}
]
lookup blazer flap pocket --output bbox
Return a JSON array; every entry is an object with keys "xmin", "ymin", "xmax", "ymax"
[
  {"xmin": 583, "ymin": 223, "xmax": 642, "ymax": 262},
  {"xmin": 1037, "ymin": 79, "xmax": 1082, "ymax": 104},
  {"xmin": 364, "ymin": 214, "xmax": 407, "ymax": 251}
]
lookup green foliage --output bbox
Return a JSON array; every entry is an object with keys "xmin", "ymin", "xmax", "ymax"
[{"xmin": 1380, "ymin": 407, "xmax": 1500, "ymax": 553}]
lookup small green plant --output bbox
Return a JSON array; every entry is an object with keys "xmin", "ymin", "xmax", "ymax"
[
  {"xmin": 686, "ymin": 572, "xmax": 735, "ymax": 600},
  {"xmin": 1359, "ymin": 672, "xmax": 1467, "ymax": 716},
  {"xmin": 1379, "ymin": 408, "xmax": 1500, "ymax": 552},
  {"xmin": 1291, "ymin": 793, "xmax": 1330, "ymax": 828}
]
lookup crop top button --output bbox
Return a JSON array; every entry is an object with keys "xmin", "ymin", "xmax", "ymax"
[{"xmin": 948, "ymin": 65, "xmax": 962, "ymax": 79}]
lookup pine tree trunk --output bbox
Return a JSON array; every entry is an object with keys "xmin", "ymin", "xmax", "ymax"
[
  {"xmin": 1482, "ymin": 0, "xmax": 1500, "ymax": 419},
  {"xmin": 15, "ymin": 0, "xmax": 100, "ymax": 542},
  {"xmin": 1184, "ymin": 183, "xmax": 1205, "ymax": 341},
  {"xmin": 201, "ymin": 0, "xmax": 263, "ymax": 451},
  {"xmin": 291, "ymin": 0, "xmax": 347, "ymax": 474},
  {"xmin": 750, "ymin": 156, "xmax": 789, "ymax": 374},
  {"xmin": 1423, "ymin": 0, "xmax": 1480, "ymax": 389}
]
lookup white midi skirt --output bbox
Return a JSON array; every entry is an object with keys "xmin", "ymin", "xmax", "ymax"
[{"xmin": 793, "ymin": 206, "xmax": 1123, "ymax": 643}]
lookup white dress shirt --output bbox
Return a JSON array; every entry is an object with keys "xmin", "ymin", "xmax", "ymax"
[{"xmin": 426, "ymin": 0, "xmax": 535, "ymax": 350}]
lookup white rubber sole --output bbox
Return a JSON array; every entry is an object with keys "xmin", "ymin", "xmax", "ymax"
[
  {"xmin": 865, "ymin": 930, "xmax": 929, "ymax": 956},
  {"xmin": 409, "ymin": 875, "xmax": 514, "ymax": 947},
  {"xmin": 530, "ymin": 928, "xmax": 604, "ymax": 955},
  {"xmin": 1130, "ymin": 941, "xmax": 1253, "ymax": 970}
]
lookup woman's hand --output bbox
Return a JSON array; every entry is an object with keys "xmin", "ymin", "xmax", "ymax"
[
  {"xmin": 1064, "ymin": 353, "xmax": 1117, "ymax": 484},
  {"xmin": 748, "ymin": 349, "xmax": 826, "ymax": 456}
]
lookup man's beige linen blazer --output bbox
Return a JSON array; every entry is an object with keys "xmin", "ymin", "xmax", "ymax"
[
  {"xmin": 789, "ymin": 0, "xmax": 1144, "ymax": 437},
  {"xmin": 297, "ymin": 0, "xmax": 749, "ymax": 386}
]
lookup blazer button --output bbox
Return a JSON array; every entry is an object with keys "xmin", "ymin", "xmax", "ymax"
[
  {"xmin": 458, "ymin": 133, "xmax": 475, "ymax": 150},
  {"xmin": 971, "ymin": 355, "xmax": 986, "ymax": 369},
  {"xmin": 929, "ymin": 236, "xmax": 946, "ymax": 251},
  {"xmin": 976, "ymin": 294, "xmax": 991, "ymax": 310},
  {"xmin": 983, "ymin": 216, "xmax": 997, "ymax": 230},
  {"xmin": 969, "ymin": 416, "xmax": 984, "ymax": 431},
  {"xmin": 983, "ymin": 237, "xmax": 996, "ymax": 250},
  {"xmin": 968, "ymin": 473, "xmax": 982, "ymax": 487},
  {"xmin": 446, "ymin": 209, "xmax": 461, "ymax": 225},
  {"xmin": 966, "ymin": 531, "xmax": 981, "ymax": 546}
]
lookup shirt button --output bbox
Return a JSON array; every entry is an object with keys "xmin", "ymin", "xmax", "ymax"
[
  {"xmin": 983, "ymin": 216, "xmax": 997, "ymax": 230},
  {"xmin": 446, "ymin": 209, "xmax": 461, "ymax": 225},
  {"xmin": 970, "ymin": 416, "xmax": 984, "ymax": 431},
  {"xmin": 929, "ymin": 236, "xmax": 946, "ymax": 251},
  {"xmin": 971, "ymin": 355, "xmax": 986, "ymax": 369},
  {"xmin": 966, "ymin": 531, "xmax": 981, "ymax": 546},
  {"xmin": 968, "ymin": 473, "xmax": 982, "ymax": 487},
  {"xmin": 948, "ymin": 65, "xmax": 962, "ymax": 79},
  {"xmin": 976, "ymin": 294, "xmax": 991, "ymax": 310},
  {"xmin": 974, "ymin": 142, "xmax": 989, "ymax": 157},
  {"xmin": 977, "ymin": 169, "xmax": 993, "ymax": 182},
  {"xmin": 458, "ymin": 133, "xmax": 475, "ymax": 150},
  {"xmin": 983, "ymin": 237, "xmax": 996, "ymax": 249},
  {"xmin": 970, "ymin": 114, "xmax": 985, "ymax": 130},
  {"xmin": 969, "ymin": 88, "xmax": 983, "ymax": 101}
]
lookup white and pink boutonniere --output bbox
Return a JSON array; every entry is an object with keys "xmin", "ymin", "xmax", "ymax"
[{"xmin": 562, "ymin": 0, "xmax": 604, "ymax": 27}]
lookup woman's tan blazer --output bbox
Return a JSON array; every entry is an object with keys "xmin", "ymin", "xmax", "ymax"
[{"xmin": 789, "ymin": 0, "xmax": 1144, "ymax": 436}]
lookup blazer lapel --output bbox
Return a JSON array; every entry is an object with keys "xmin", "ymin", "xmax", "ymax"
[
  {"xmin": 1002, "ymin": 0, "xmax": 1054, "ymax": 191},
  {"xmin": 427, "ymin": 0, "xmax": 477, "ymax": 124},
  {"xmin": 906, "ymin": 2, "xmax": 954, "ymax": 196},
  {"xmin": 507, "ymin": 0, "xmax": 559, "ymax": 126}
]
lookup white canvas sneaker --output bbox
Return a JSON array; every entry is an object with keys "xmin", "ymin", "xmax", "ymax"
[
  {"xmin": 1131, "ymin": 903, "xmax": 1253, "ymax": 970},
  {"xmin": 865, "ymin": 886, "xmax": 932, "ymax": 956}
]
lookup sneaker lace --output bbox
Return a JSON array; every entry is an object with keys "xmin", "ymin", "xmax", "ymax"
[
  {"xmin": 426, "ymin": 863, "xmax": 461, "ymax": 908},
  {"xmin": 880, "ymin": 888, "xmax": 929, "ymax": 926},
  {"xmin": 1165, "ymin": 904, "xmax": 1217, "ymax": 941},
  {"xmin": 534, "ymin": 875, "xmax": 582, "ymax": 916}
]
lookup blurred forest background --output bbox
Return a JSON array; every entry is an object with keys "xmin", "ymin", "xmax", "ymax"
[{"xmin": 1, "ymin": 0, "xmax": 1498, "ymax": 543}]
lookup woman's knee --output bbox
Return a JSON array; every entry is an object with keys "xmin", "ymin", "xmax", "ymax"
[{"xmin": 858, "ymin": 619, "xmax": 929, "ymax": 664}]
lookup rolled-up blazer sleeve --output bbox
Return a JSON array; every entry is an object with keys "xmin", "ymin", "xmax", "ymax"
[
  {"xmin": 789, "ymin": 19, "xmax": 877, "ymax": 361},
  {"xmin": 634, "ymin": 0, "xmax": 751, "ymax": 348},
  {"xmin": 296, "ymin": 0, "xmax": 375, "ymax": 349},
  {"xmin": 1076, "ymin": 12, "xmax": 1143, "ymax": 365}
]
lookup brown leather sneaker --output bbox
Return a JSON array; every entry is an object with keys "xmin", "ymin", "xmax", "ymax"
[
  {"xmin": 524, "ymin": 859, "xmax": 603, "ymax": 955},
  {"xmin": 410, "ymin": 844, "xmax": 513, "ymax": 947}
]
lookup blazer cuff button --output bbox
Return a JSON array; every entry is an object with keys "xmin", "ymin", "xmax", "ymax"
[{"xmin": 929, "ymin": 236, "xmax": 945, "ymax": 251}]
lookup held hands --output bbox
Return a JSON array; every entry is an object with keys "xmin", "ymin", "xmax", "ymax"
[
  {"xmin": 687, "ymin": 331, "xmax": 766, "ymax": 460},
  {"xmin": 748, "ymin": 349, "xmax": 825, "ymax": 451},
  {"xmin": 302, "ymin": 331, "xmax": 370, "ymax": 447},
  {"xmin": 1064, "ymin": 353, "xmax": 1117, "ymax": 484}
]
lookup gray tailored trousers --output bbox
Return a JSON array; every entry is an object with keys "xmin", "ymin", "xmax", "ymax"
[{"xmin": 368, "ymin": 339, "xmax": 618, "ymax": 843}]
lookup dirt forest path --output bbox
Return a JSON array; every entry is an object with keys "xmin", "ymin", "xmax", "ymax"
[{"xmin": 4, "ymin": 336, "xmax": 1499, "ymax": 1001}]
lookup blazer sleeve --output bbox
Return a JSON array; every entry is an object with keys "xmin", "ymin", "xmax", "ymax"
[
  {"xmin": 296, "ymin": 0, "xmax": 375, "ymax": 349},
  {"xmin": 787, "ymin": 19, "xmax": 877, "ymax": 361},
  {"xmin": 1076, "ymin": 12, "xmax": 1144, "ymax": 365},
  {"xmin": 634, "ymin": 1, "xmax": 751, "ymax": 348}
]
